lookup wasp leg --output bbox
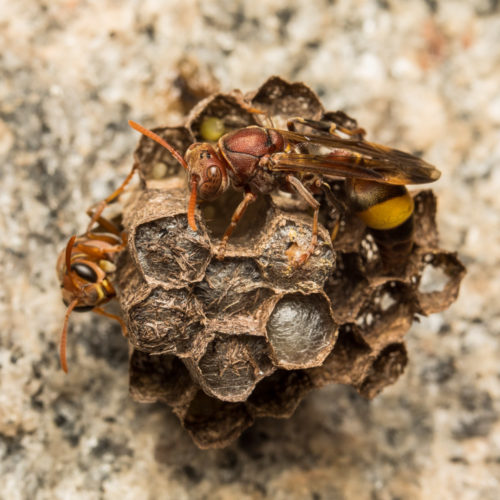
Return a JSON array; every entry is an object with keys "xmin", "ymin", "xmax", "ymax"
[
  {"xmin": 323, "ymin": 111, "xmax": 366, "ymax": 139},
  {"xmin": 239, "ymin": 102, "xmax": 268, "ymax": 116},
  {"xmin": 286, "ymin": 175, "xmax": 320, "ymax": 267},
  {"xmin": 217, "ymin": 190, "xmax": 257, "ymax": 260},
  {"xmin": 75, "ymin": 240, "xmax": 126, "ymax": 261},
  {"xmin": 258, "ymin": 114, "xmax": 275, "ymax": 129},
  {"xmin": 85, "ymin": 208, "xmax": 124, "ymax": 237},
  {"xmin": 86, "ymin": 162, "xmax": 139, "ymax": 234},
  {"xmin": 346, "ymin": 179, "xmax": 415, "ymax": 272},
  {"xmin": 319, "ymin": 181, "xmax": 348, "ymax": 244},
  {"xmin": 287, "ymin": 116, "xmax": 366, "ymax": 140},
  {"xmin": 232, "ymin": 90, "xmax": 267, "ymax": 116},
  {"xmin": 231, "ymin": 91, "xmax": 275, "ymax": 128},
  {"xmin": 245, "ymin": 104, "xmax": 274, "ymax": 128},
  {"xmin": 93, "ymin": 307, "xmax": 128, "ymax": 337}
]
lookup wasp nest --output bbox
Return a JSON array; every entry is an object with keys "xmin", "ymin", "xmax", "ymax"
[{"xmin": 117, "ymin": 77, "xmax": 465, "ymax": 448}]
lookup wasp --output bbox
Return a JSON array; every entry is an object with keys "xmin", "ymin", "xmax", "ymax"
[
  {"xmin": 56, "ymin": 167, "xmax": 137, "ymax": 373},
  {"xmin": 128, "ymin": 114, "xmax": 440, "ymax": 268}
]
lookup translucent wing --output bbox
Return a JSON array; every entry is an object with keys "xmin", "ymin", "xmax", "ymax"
[{"xmin": 271, "ymin": 129, "xmax": 441, "ymax": 185}]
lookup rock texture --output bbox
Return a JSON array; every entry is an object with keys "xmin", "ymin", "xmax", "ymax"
[{"xmin": 1, "ymin": 0, "xmax": 499, "ymax": 498}]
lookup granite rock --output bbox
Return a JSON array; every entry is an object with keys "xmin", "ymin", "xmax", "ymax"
[{"xmin": 1, "ymin": 0, "xmax": 499, "ymax": 498}]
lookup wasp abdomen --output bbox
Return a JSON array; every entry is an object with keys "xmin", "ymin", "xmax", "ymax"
[
  {"xmin": 346, "ymin": 179, "xmax": 415, "ymax": 268},
  {"xmin": 369, "ymin": 214, "xmax": 414, "ymax": 267},
  {"xmin": 346, "ymin": 180, "xmax": 413, "ymax": 229}
]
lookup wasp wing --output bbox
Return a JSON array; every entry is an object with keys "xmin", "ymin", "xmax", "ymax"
[{"xmin": 273, "ymin": 129, "xmax": 441, "ymax": 185}]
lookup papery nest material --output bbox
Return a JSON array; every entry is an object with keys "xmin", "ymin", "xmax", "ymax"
[{"xmin": 117, "ymin": 76, "xmax": 465, "ymax": 448}]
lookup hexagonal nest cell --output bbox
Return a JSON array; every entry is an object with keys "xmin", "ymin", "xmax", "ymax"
[{"xmin": 116, "ymin": 76, "xmax": 465, "ymax": 448}]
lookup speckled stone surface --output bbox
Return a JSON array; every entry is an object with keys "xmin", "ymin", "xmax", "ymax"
[{"xmin": 1, "ymin": 1, "xmax": 499, "ymax": 499}]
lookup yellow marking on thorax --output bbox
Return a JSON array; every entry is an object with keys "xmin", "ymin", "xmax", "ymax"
[
  {"xmin": 352, "ymin": 152, "xmax": 362, "ymax": 165},
  {"xmin": 101, "ymin": 279, "xmax": 115, "ymax": 296},
  {"xmin": 357, "ymin": 192, "xmax": 414, "ymax": 230},
  {"xmin": 95, "ymin": 285, "xmax": 106, "ymax": 301}
]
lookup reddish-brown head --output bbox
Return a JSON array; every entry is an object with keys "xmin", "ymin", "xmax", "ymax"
[
  {"xmin": 128, "ymin": 121, "xmax": 230, "ymax": 232},
  {"xmin": 184, "ymin": 143, "xmax": 229, "ymax": 228},
  {"xmin": 185, "ymin": 143, "xmax": 229, "ymax": 201}
]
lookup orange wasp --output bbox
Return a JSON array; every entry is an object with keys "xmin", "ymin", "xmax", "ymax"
[{"xmin": 56, "ymin": 167, "xmax": 137, "ymax": 372}]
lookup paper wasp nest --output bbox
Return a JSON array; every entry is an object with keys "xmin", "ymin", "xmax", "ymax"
[{"xmin": 117, "ymin": 77, "xmax": 465, "ymax": 448}]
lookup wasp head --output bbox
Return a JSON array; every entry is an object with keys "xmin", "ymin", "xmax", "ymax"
[{"xmin": 56, "ymin": 235, "xmax": 118, "ymax": 372}]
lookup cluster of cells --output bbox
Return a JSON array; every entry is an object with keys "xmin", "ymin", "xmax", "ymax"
[{"xmin": 116, "ymin": 77, "xmax": 465, "ymax": 448}]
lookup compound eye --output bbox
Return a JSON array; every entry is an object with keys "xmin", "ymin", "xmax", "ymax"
[
  {"xmin": 71, "ymin": 263, "xmax": 98, "ymax": 283},
  {"xmin": 199, "ymin": 165, "xmax": 223, "ymax": 200},
  {"xmin": 207, "ymin": 165, "xmax": 219, "ymax": 179}
]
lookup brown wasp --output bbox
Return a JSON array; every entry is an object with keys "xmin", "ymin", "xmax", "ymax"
[
  {"xmin": 56, "ymin": 168, "xmax": 136, "ymax": 373},
  {"xmin": 128, "ymin": 114, "xmax": 440, "ymax": 266}
]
